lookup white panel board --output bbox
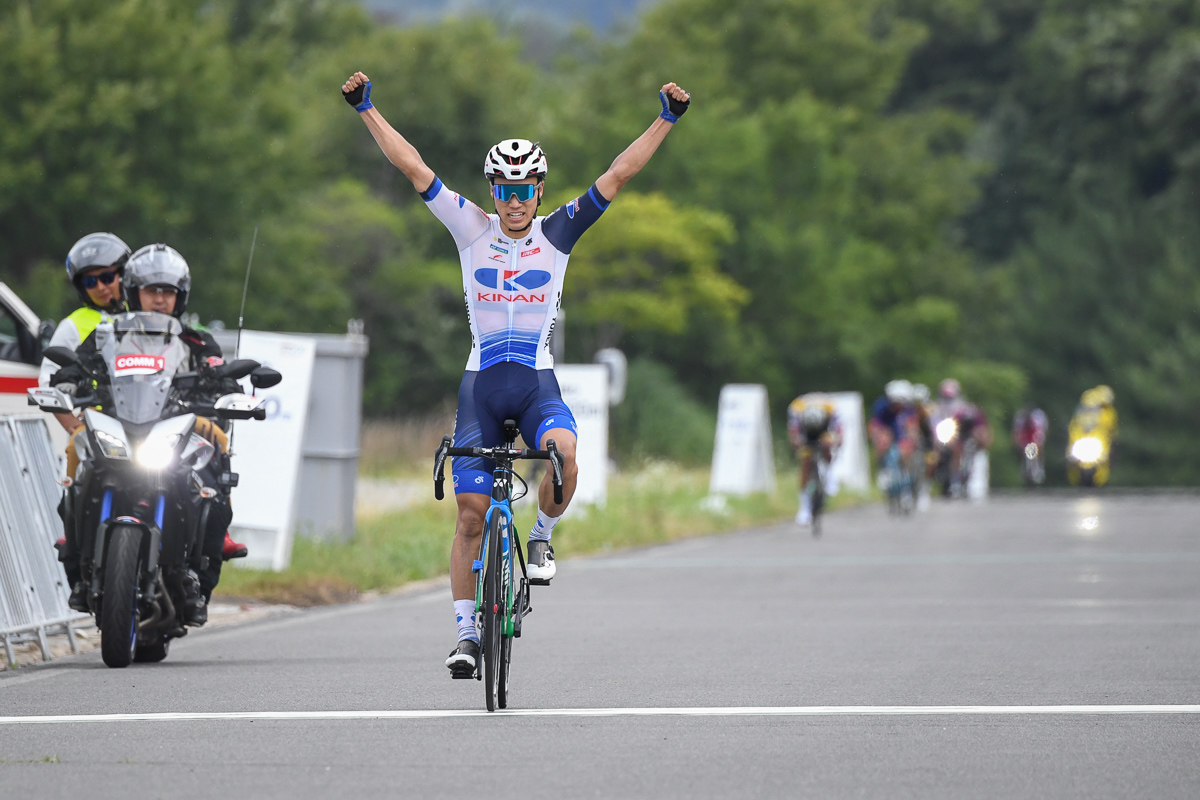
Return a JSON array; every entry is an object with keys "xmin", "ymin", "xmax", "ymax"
[
  {"xmin": 226, "ymin": 332, "xmax": 315, "ymax": 571},
  {"xmin": 554, "ymin": 364, "xmax": 608, "ymax": 513},
  {"xmin": 968, "ymin": 450, "xmax": 990, "ymax": 500},
  {"xmin": 827, "ymin": 392, "xmax": 871, "ymax": 493},
  {"xmin": 710, "ymin": 384, "xmax": 775, "ymax": 495}
]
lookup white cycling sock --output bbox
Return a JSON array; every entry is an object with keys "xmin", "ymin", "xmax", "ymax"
[
  {"xmin": 528, "ymin": 509, "xmax": 560, "ymax": 543},
  {"xmin": 454, "ymin": 599, "xmax": 477, "ymax": 643}
]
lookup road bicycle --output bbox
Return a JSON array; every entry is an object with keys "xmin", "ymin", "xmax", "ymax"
[
  {"xmin": 880, "ymin": 441, "xmax": 916, "ymax": 516},
  {"xmin": 801, "ymin": 450, "xmax": 830, "ymax": 537},
  {"xmin": 433, "ymin": 420, "xmax": 564, "ymax": 712}
]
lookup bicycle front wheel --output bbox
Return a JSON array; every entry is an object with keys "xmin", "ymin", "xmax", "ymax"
[{"xmin": 483, "ymin": 512, "xmax": 505, "ymax": 712}]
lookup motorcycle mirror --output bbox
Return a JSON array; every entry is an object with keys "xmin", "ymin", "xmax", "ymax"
[
  {"xmin": 218, "ymin": 358, "xmax": 260, "ymax": 381},
  {"xmin": 249, "ymin": 366, "xmax": 282, "ymax": 389},
  {"xmin": 43, "ymin": 346, "xmax": 80, "ymax": 367}
]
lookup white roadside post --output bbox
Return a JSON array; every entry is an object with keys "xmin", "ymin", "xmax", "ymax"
[
  {"xmin": 709, "ymin": 384, "xmax": 775, "ymax": 497},
  {"xmin": 553, "ymin": 364, "xmax": 609, "ymax": 515},
  {"xmin": 827, "ymin": 392, "xmax": 871, "ymax": 494},
  {"xmin": 225, "ymin": 332, "xmax": 316, "ymax": 571}
]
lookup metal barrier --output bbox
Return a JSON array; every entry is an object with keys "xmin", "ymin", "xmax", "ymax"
[{"xmin": 0, "ymin": 415, "xmax": 85, "ymax": 666}]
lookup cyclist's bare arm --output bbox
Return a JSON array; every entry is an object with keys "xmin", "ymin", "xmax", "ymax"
[
  {"xmin": 343, "ymin": 72, "xmax": 436, "ymax": 192},
  {"xmin": 595, "ymin": 82, "xmax": 690, "ymax": 201}
]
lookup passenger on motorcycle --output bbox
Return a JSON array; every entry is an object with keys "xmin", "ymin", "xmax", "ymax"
[
  {"xmin": 342, "ymin": 70, "xmax": 692, "ymax": 676},
  {"xmin": 51, "ymin": 245, "xmax": 248, "ymax": 622},
  {"xmin": 787, "ymin": 393, "xmax": 841, "ymax": 526}
]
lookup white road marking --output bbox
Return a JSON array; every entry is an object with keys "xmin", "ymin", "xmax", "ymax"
[{"xmin": 2, "ymin": 705, "xmax": 1199, "ymax": 725}]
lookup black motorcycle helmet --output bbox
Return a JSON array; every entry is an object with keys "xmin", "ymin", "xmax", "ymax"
[
  {"xmin": 124, "ymin": 244, "xmax": 191, "ymax": 318},
  {"xmin": 65, "ymin": 232, "xmax": 131, "ymax": 310}
]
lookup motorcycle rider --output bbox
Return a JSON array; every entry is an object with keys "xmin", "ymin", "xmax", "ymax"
[
  {"xmin": 1012, "ymin": 405, "xmax": 1048, "ymax": 478},
  {"xmin": 341, "ymin": 69, "xmax": 692, "ymax": 676},
  {"xmin": 933, "ymin": 378, "xmax": 992, "ymax": 495},
  {"xmin": 40, "ymin": 233, "xmax": 130, "ymax": 430},
  {"xmin": 787, "ymin": 393, "xmax": 841, "ymax": 526},
  {"xmin": 1067, "ymin": 385, "xmax": 1117, "ymax": 486},
  {"xmin": 41, "ymin": 233, "xmax": 131, "ymax": 611},
  {"xmin": 50, "ymin": 244, "xmax": 247, "ymax": 623}
]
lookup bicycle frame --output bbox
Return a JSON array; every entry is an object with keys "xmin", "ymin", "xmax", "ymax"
[{"xmin": 477, "ymin": 468, "xmax": 521, "ymax": 641}]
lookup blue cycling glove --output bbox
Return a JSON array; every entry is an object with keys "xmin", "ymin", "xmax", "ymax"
[
  {"xmin": 659, "ymin": 90, "xmax": 690, "ymax": 123},
  {"xmin": 343, "ymin": 80, "xmax": 373, "ymax": 113}
]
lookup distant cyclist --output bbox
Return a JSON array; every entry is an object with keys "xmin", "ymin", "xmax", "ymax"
[
  {"xmin": 868, "ymin": 379, "xmax": 918, "ymax": 463},
  {"xmin": 342, "ymin": 70, "xmax": 692, "ymax": 677},
  {"xmin": 787, "ymin": 393, "xmax": 841, "ymax": 526}
]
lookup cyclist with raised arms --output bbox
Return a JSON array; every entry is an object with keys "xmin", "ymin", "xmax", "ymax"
[{"xmin": 341, "ymin": 70, "xmax": 692, "ymax": 677}]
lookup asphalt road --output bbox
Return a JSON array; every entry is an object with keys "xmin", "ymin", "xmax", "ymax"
[{"xmin": 3, "ymin": 493, "xmax": 1200, "ymax": 798}]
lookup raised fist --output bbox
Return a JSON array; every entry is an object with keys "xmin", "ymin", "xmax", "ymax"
[{"xmin": 342, "ymin": 72, "xmax": 373, "ymax": 112}]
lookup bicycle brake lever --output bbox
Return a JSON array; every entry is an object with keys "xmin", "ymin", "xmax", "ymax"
[{"xmin": 434, "ymin": 435, "xmax": 452, "ymax": 500}]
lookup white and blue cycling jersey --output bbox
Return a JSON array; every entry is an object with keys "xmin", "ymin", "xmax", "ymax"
[
  {"xmin": 420, "ymin": 176, "xmax": 609, "ymax": 371},
  {"xmin": 421, "ymin": 176, "xmax": 609, "ymax": 493}
]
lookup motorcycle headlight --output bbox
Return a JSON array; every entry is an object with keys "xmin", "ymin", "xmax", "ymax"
[
  {"xmin": 94, "ymin": 430, "xmax": 130, "ymax": 460},
  {"xmin": 935, "ymin": 418, "xmax": 957, "ymax": 444},
  {"xmin": 136, "ymin": 434, "xmax": 181, "ymax": 470},
  {"xmin": 1070, "ymin": 436, "xmax": 1104, "ymax": 465},
  {"xmin": 1024, "ymin": 443, "xmax": 1039, "ymax": 459}
]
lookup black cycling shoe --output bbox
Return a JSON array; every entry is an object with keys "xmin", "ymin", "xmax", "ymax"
[
  {"xmin": 68, "ymin": 582, "xmax": 89, "ymax": 613},
  {"xmin": 445, "ymin": 638, "xmax": 479, "ymax": 679},
  {"xmin": 527, "ymin": 540, "xmax": 555, "ymax": 585}
]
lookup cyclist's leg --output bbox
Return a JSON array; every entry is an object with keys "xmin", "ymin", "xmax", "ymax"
[
  {"xmin": 515, "ymin": 370, "xmax": 579, "ymax": 581},
  {"xmin": 448, "ymin": 371, "xmax": 501, "ymax": 654},
  {"xmin": 525, "ymin": 370, "xmax": 579, "ymax": 517},
  {"xmin": 796, "ymin": 444, "xmax": 815, "ymax": 525}
]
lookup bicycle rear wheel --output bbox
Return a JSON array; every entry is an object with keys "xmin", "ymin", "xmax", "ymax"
[{"xmin": 483, "ymin": 512, "xmax": 505, "ymax": 712}]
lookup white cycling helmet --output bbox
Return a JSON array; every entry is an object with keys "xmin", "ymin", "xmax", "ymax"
[
  {"xmin": 885, "ymin": 379, "xmax": 915, "ymax": 404},
  {"xmin": 801, "ymin": 404, "xmax": 830, "ymax": 430},
  {"xmin": 913, "ymin": 383, "xmax": 931, "ymax": 404},
  {"xmin": 484, "ymin": 139, "xmax": 547, "ymax": 181}
]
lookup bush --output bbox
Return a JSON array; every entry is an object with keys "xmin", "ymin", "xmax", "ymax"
[{"xmin": 610, "ymin": 358, "xmax": 715, "ymax": 465}]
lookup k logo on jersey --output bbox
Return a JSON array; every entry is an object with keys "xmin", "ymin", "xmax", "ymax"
[{"xmin": 474, "ymin": 268, "xmax": 552, "ymax": 292}]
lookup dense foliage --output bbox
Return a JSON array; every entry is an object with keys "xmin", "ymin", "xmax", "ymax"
[{"xmin": 2, "ymin": 0, "xmax": 1197, "ymax": 481}]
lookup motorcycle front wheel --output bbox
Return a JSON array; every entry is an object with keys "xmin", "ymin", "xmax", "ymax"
[{"xmin": 100, "ymin": 525, "xmax": 143, "ymax": 668}]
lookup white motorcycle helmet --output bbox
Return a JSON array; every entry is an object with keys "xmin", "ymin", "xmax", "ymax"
[
  {"xmin": 125, "ymin": 244, "xmax": 192, "ymax": 319},
  {"xmin": 484, "ymin": 139, "xmax": 548, "ymax": 181}
]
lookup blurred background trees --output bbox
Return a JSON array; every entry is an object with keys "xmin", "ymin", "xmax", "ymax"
[{"xmin": 2, "ymin": 0, "xmax": 1198, "ymax": 483}]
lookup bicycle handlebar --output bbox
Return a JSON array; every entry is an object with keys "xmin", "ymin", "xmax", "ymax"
[{"xmin": 434, "ymin": 435, "xmax": 565, "ymax": 503}]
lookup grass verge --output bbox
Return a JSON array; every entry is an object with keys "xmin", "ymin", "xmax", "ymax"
[{"xmin": 215, "ymin": 464, "xmax": 865, "ymax": 606}]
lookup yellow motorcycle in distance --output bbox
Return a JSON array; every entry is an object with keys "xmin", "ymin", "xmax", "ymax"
[{"xmin": 1066, "ymin": 386, "xmax": 1118, "ymax": 487}]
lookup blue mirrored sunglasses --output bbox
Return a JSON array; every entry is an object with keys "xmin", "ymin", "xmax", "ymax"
[
  {"xmin": 492, "ymin": 183, "xmax": 538, "ymax": 202},
  {"xmin": 80, "ymin": 270, "xmax": 119, "ymax": 289}
]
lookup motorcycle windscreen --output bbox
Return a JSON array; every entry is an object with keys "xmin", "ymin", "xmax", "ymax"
[{"xmin": 102, "ymin": 312, "xmax": 190, "ymax": 424}]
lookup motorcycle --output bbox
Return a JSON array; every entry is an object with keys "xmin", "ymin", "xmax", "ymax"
[
  {"xmin": 1020, "ymin": 442, "xmax": 1046, "ymax": 486},
  {"xmin": 28, "ymin": 312, "xmax": 279, "ymax": 667},
  {"xmin": 931, "ymin": 413, "xmax": 976, "ymax": 497},
  {"xmin": 1066, "ymin": 406, "xmax": 1113, "ymax": 487}
]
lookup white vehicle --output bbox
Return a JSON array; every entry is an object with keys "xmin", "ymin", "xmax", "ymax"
[{"xmin": 0, "ymin": 282, "xmax": 53, "ymax": 415}]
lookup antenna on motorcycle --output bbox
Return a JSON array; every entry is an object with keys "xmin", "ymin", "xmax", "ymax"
[
  {"xmin": 235, "ymin": 225, "xmax": 258, "ymax": 363},
  {"xmin": 229, "ymin": 225, "xmax": 258, "ymax": 458}
]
